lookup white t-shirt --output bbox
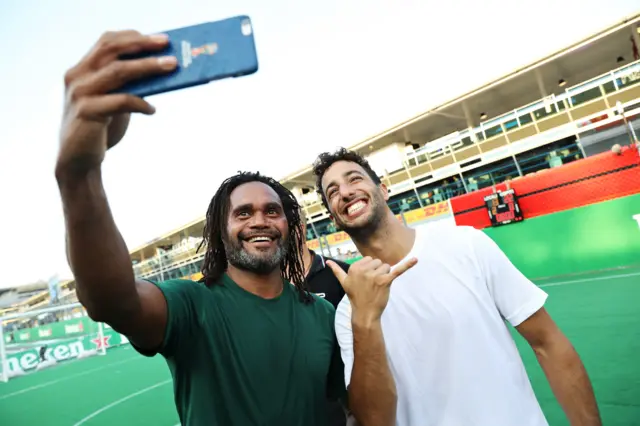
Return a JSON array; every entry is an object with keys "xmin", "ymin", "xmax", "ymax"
[{"xmin": 335, "ymin": 223, "xmax": 549, "ymax": 426}]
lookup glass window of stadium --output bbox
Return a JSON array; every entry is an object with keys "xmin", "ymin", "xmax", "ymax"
[
  {"xmin": 307, "ymin": 217, "xmax": 334, "ymax": 238},
  {"xmin": 515, "ymin": 136, "xmax": 583, "ymax": 176},
  {"xmin": 388, "ymin": 192, "xmax": 422, "ymax": 214},
  {"xmin": 461, "ymin": 157, "xmax": 520, "ymax": 191}
]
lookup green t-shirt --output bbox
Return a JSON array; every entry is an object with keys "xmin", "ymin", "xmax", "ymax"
[{"xmin": 136, "ymin": 274, "xmax": 346, "ymax": 426}]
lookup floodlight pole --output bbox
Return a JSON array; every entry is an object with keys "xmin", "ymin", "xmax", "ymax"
[{"xmin": 307, "ymin": 219, "xmax": 328, "ymax": 257}]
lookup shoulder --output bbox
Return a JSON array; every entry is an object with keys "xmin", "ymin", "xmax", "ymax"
[
  {"xmin": 334, "ymin": 296, "xmax": 351, "ymax": 325},
  {"xmin": 285, "ymin": 281, "xmax": 335, "ymax": 312},
  {"xmin": 419, "ymin": 224, "xmax": 506, "ymax": 268},
  {"xmin": 419, "ymin": 221, "xmax": 472, "ymax": 238},
  {"xmin": 334, "ymin": 298, "xmax": 353, "ymax": 342},
  {"xmin": 146, "ymin": 278, "xmax": 208, "ymax": 300},
  {"xmin": 440, "ymin": 225, "xmax": 502, "ymax": 256},
  {"xmin": 417, "ymin": 223, "xmax": 488, "ymax": 251},
  {"xmin": 294, "ymin": 290, "xmax": 337, "ymax": 334},
  {"xmin": 298, "ymin": 290, "xmax": 337, "ymax": 326},
  {"xmin": 308, "ymin": 291, "xmax": 336, "ymax": 315},
  {"xmin": 150, "ymin": 278, "xmax": 203, "ymax": 290}
]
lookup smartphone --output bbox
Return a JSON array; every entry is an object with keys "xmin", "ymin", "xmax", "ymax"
[{"xmin": 117, "ymin": 16, "xmax": 259, "ymax": 97}]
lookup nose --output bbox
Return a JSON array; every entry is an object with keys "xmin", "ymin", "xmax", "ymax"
[
  {"xmin": 338, "ymin": 183, "xmax": 356, "ymax": 201},
  {"xmin": 249, "ymin": 211, "xmax": 269, "ymax": 228}
]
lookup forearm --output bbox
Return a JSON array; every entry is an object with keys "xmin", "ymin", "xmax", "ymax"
[
  {"xmin": 535, "ymin": 338, "xmax": 601, "ymax": 425},
  {"xmin": 57, "ymin": 168, "xmax": 140, "ymax": 323},
  {"xmin": 348, "ymin": 317, "xmax": 396, "ymax": 426}
]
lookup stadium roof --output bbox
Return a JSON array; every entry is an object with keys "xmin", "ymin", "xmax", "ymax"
[
  {"xmin": 280, "ymin": 11, "xmax": 640, "ymax": 187},
  {"xmin": 129, "ymin": 11, "xmax": 640, "ymax": 259},
  {"xmin": 0, "ymin": 281, "xmax": 48, "ymax": 309},
  {"xmin": 0, "ymin": 279, "xmax": 75, "ymax": 310},
  {"xmin": 129, "ymin": 215, "xmax": 206, "ymax": 262}
]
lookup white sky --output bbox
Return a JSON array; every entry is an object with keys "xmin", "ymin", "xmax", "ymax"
[{"xmin": 0, "ymin": 0, "xmax": 638, "ymax": 289}]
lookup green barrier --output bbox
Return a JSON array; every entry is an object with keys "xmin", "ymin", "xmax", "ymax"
[
  {"xmin": 7, "ymin": 317, "xmax": 94, "ymax": 343},
  {"xmin": 333, "ymin": 194, "xmax": 640, "ymax": 279},
  {"xmin": 4, "ymin": 326, "xmax": 128, "ymax": 376},
  {"xmin": 484, "ymin": 193, "xmax": 640, "ymax": 279}
]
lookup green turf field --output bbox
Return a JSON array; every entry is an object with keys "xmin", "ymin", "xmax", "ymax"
[{"xmin": 1, "ymin": 267, "xmax": 639, "ymax": 426}]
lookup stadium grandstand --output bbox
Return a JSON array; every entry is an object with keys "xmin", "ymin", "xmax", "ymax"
[
  {"xmin": 1, "ymin": 12, "xmax": 640, "ymax": 426},
  {"xmin": 0, "ymin": 279, "xmax": 76, "ymax": 318}
]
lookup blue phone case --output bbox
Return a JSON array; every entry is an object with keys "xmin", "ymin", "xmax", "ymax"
[{"xmin": 118, "ymin": 16, "xmax": 259, "ymax": 97}]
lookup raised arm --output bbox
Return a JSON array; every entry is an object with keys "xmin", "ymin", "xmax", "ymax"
[{"xmin": 56, "ymin": 30, "xmax": 178, "ymax": 351}]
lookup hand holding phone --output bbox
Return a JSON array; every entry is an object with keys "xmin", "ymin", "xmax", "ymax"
[
  {"xmin": 117, "ymin": 16, "xmax": 259, "ymax": 98},
  {"xmin": 58, "ymin": 31, "xmax": 177, "ymax": 178}
]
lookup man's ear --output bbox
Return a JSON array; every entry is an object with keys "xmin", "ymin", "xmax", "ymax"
[
  {"xmin": 379, "ymin": 182, "xmax": 390, "ymax": 201},
  {"xmin": 300, "ymin": 219, "xmax": 307, "ymax": 237}
]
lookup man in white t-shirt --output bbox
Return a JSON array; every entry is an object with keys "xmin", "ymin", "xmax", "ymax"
[{"xmin": 312, "ymin": 148, "xmax": 601, "ymax": 426}]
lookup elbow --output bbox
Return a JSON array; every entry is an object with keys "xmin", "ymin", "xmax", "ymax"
[
  {"xmin": 83, "ymin": 303, "xmax": 109, "ymax": 324},
  {"xmin": 530, "ymin": 341, "xmax": 548, "ymax": 359},
  {"xmin": 530, "ymin": 332, "xmax": 576, "ymax": 363},
  {"xmin": 82, "ymin": 300, "xmax": 140, "ymax": 331},
  {"xmin": 75, "ymin": 285, "xmax": 99, "ymax": 321},
  {"xmin": 78, "ymin": 292, "xmax": 110, "ymax": 324}
]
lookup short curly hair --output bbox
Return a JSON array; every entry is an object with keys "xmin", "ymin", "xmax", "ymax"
[{"xmin": 312, "ymin": 147, "xmax": 381, "ymax": 209}]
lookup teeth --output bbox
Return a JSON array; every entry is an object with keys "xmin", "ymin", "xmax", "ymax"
[
  {"xmin": 347, "ymin": 201, "xmax": 366, "ymax": 215},
  {"xmin": 248, "ymin": 236, "xmax": 271, "ymax": 243}
]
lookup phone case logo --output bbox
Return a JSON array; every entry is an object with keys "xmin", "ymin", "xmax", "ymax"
[
  {"xmin": 191, "ymin": 43, "xmax": 218, "ymax": 58},
  {"xmin": 181, "ymin": 41, "xmax": 218, "ymax": 68}
]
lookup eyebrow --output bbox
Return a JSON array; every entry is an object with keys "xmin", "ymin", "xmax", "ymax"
[{"xmin": 231, "ymin": 201, "xmax": 283, "ymax": 214}]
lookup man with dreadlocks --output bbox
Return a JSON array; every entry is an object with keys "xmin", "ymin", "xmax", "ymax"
[{"xmin": 56, "ymin": 31, "xmax": 348, "ymax": 426}]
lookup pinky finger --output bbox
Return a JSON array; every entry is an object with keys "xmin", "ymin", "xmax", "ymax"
[
  {"xmin": 75, "ymin": 94, "xmax": 156, "ymax": 119},
  {"xmin": 389, "ymin": 257, "xmax": 418, "ymax": 280}
]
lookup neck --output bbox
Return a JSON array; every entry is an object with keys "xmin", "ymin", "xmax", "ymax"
[
  {"xmin": 351, "ymin": 211, "xmax": 416, "ymax": 266},
  {"xmin": 226, "ymin": 265, "xmax": 284, "ymax": 299}
]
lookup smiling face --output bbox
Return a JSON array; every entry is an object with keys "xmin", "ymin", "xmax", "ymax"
[
  {"xmin": 320, "ymin": 160, "xmax": 389, "ymax": 235},
  {"xmin": 224, "ymin": 181, "xmax": 289, "ymax": 274}
]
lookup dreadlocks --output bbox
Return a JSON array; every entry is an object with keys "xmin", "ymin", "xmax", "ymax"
[{"xmin": 197, "ymin": 171, "xmax": 313, "ymax": 304}]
